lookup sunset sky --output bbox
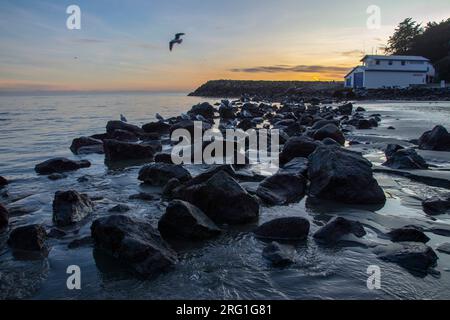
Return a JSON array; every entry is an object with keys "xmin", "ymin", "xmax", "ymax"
[{"xmin": 0, "ymin": 0, "xmax": 449, "ymax": 92}]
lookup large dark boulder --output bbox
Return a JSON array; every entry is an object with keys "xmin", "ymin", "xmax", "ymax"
[
  {"xmin": 103, "ymin": 139, "xmax": 155, "ymax": 162},
  {"xmin": 384, "ymin": 144, "xmax": 404, "ymax": 160},
  {"xmin": 111, "ymin": 129, "xmax": 138, "ymax": 142},
  {"xmin": 0, "ymin": 203, "xmax": 8, "ymax": 229},
  {"xmin": 219, "ymin": 105, "xmax": 236, "ymax": 119},
  {"xmin": 154, "ymin": 152, "xmax": 174, "ymax": 164},
  {"xmin": 312, "ymin": 124, "xmax": 345, "ymax": 145},
  {"xmin": 142, "ymin": 121, "xmax": 171, "ymax": 134},
  {"xmin": 70, "ymin": 137, "xmax": 103, "ymax": 154},
  {"xmin": 383, "ymin": 148, "xmax": 428, "ymax": 170},
  {"xmin": 313, "ymin": 217, "xmax": 366, "ymax": 243},
  {"xmin": 374, "ymin": 242, "xmax": 438, "ymax": 274},
  {"xmin": 262, "ymin": 241, "xmax": 296, "ymax": 266},
  {"xmin": 35, "ymin": 158, "xmax": 91, "ymax": 175},
  {"xmin": 8, "ymin": 224, "xmax": 48, "ymax": 253},
  {"xmin": 52, "ymin": 190, "xmax": 94, "ymax": 226},
  {"xmin": 188, "ymin": 102, "xmax": 216, "ymax": 119},
  {"xmin": 279, "ymin": 157, "xmax": 308, "ymax": 177},
  {"xmin": 308, "ymin": 146, "xmax": 386, "ymax": 205},
  {"xmin": 175, "ymin": 170, "xmax": 259, "ymax": 225},
  {"xmin": 418, "ymin": 125, "xmax": 450, "ymax": 151},
  {"xmin": 338, "ymin": 103, "xmax": 353, "ymax": 115},
  {"xmin": 280, "ymin": 136, "xmax": 321, "ymax": 165},
  {"xmin": 158, "ymin": 200, "xmax": 221, "ymax": 240},
  {"xmin": 106, "ymin": 121, "xmax": 143, "ymax": 135},
  {"xmin": 170, "ymin": 120, "xmax": 212, "ymax": 136},
  {"xmin": 254, "ymin": 217, "xmax": 310, "ymax": 241},
  {"xmin": 387, "ymin": 226, "xmax": 430, "ymax": 243},
  {"xmin": 422, "ymin": 195, "xmax": 450, "ymax": 215},
  {"xmin": 138, "ymin": 163, "xmax": 192, "ymax": 186},
  {"xmin": 91, "ymin": 215, "xmax": 177, "ymax": 277},
  {"xmin": 256, "ymin": 173, "xmax": 306, "ymax": 206}
]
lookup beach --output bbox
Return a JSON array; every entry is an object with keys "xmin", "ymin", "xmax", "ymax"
[{"xmin": 1, "ymin": 92, "xmax": 450, "ymax": 299}]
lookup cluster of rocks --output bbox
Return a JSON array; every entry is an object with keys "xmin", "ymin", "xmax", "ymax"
[
  {"xmin": 3, "ymin": 97, "xmax": 449, "ymax": 280},
  {"xmin": 188, "ymin": 80, "xmax": 450, "ymax": 102}
]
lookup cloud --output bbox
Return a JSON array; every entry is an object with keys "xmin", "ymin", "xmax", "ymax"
[
  {"xmin": 72, "ymin": 38, "xmax": 106, "ymax": 44},
  {"xmin": 230, "ymin": 65, "xmax": 351, "ymax": 74},
  {"xmin": 339, "ymin": 50, "xmax": 365, "ymax": 57}
]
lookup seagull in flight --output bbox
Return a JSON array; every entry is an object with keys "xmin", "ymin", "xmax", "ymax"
[{"xmin": 170, "ymin": 33, "xmax": 185, "ymax": 51}]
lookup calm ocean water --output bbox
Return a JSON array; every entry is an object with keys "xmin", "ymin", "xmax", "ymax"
[{"xmin": 1, "ymin": 93, "xmax": 450, "ymax": 300}]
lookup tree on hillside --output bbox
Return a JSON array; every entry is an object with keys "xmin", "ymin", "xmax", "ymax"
[
  {"xmin": 385, "ymin": 18, "xmax": 423, "ymax": 55},
  {"xmin": 386, "ymin": 18, "xmax": 450, "ymax": 81}
]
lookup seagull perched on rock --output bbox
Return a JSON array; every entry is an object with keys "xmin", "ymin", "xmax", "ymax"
[
  {"xmin": 156, "ymin": 113, "xmax": 165, "ymax": 122},
  {"xmin": 170, "ymin": 33, "xmax": 185, "ymax": 51},
  {"xmin": 120, "ymin": 114, "xmax": 127, "ymax": 122}
]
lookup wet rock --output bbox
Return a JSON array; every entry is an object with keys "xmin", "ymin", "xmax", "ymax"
[
  {"xmin": 308, "ymin": 146, "xmax": 386, "ymax": 205},
  {"xmin": 91, "ymin": 215, "xmax": 177, "ymax": 277},
  {"xmin": 338, "ymin": 103, "xmax": 353, "ymax": 115},
  {"xmin": 387, "ymin": 126, "xmax": 396, "ymax": 130},
  {"xmin": 219, "ymin": 105, "xmax": 235, "ymax": 119},
  {"xmin": 374, "ymin": 242, "xmax": 438, "ymax": 274},
  {"xmin": 48, "ymin": 173, "xmax": 67, "ymax": 181},
  {"xmin": 106, "ymin": 120, "xmax": 143, "ymax": 136},
  {"xmin": 312, "ymin": 124, "xmax": 345, "ymax": 145},
  {"xmin": 387, "ymin": 226, "xmax": 430, "ymax": 243},
  {"xmin": 383, "ymin": 148, "xmax": 428, "ymax": 170},
  {"xmin": 279, "ymin": 157, "xmax": 308, "ymax": 177},
  {"xmin": 162, "ymin": 178, "xmax": 181, "ymax": 199},
  {"xmin": 355, "ymin": 106, "xmax": 366, "ymax": 112},
  {"xmin": 111, "ymin": 129, "xmax": 138, "ymax": 142},
  {"xmin": 70, "ymin": 137, "xmax": 103, "ymax": 154},
  {"xmin": 47, "ymin": 228, "xmax": 66, "ymax": 239},
  {"xmin": 188, "ymin": 102, "xmax": 216, "ymax": 119},
  {"xmin": 254, "ymin": 217, "xmax": 310, "ymax": 241},
  {"xmin": 35, "ymin": 158, "xmax": 91, "ymax": 175},
  {"xmin": 422, "ymin": 195, "xmax": 450, "ymax": 215},
  {"xmin": 154, "ymin": 152, "xmax": 173, "ymax": 164},
  {"xmin": 52, "ymin": 190, "xmax": 94, "ymax": 227},
  {"xmin": 262, "ymin": 241, "xmax": 296, "ymax": 266},
  {"xmin": 0, "ymin": 203, "xmax": 8, "ymax": 229},
  {"xmin": 0, "ymin": 176, "xmax": 8, "ymax": 188},
  {"xmin": 158, "ymin": 200, "xmax": 221, "ymax": 240},
  {"xmin": 418, "ymin": 125, "xmax": 450, "ymax": 151},
  {"xmin": 437, "ymin": 243, "xmax": 450, "ymax": 255},
  {"xmin": 280, "ymin": 136, "xmax": 322, "ymax": 165},
  {"xmin": 129, "ymin": 192, "xmax": 155, "ymax": 201},
  {"xmin": 68, "ymin": 236, "xmax": 93, "ymax": 249},
  {"xmin": 142, "ymin": 121, "xmax": 171, "ymax": 134},
  {"xmin": 322, "ymin": 137, "xmax": 341, "ymax": 146},
  {"xmin": 313, "ymin": 217, "xmax": 366, "ymax": 243},
  {"xmin": 103, "ymin": 139, "xmax": 155, "ymax": 162},
  {"xmin": 384, "ymin": 144, "xmax": 404, "ymax": 160},
  {"xmin": 355, "ymin": 119, "xmax": 373, "ymax": 129},
  {"xmin": 138, "ymin": 163, "xmax": 192, "ymax": 186},
  {"xmin": 237, "ymin": 119, "xmax": 253, "ymax": 131},
  {"xmin": 170, "ymin": 119, "xmax": 212, "ymax": 136},
  {"xmin": 8, "ymin": 224, "xmax": 48, "ymax": 253},
  {"xmin": 256, "ymin": 173, "xmax": 306, "ymax": 206},
  {"xmin": 108, "ymin": 204, "xmax": 131, "ymax": 213},
  {"xmin": 175, "ymin": 170, "xmax": 259, "ymax": 225}
]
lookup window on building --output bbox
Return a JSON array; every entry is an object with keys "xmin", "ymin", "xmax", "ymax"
[
  {"xmin": 376, "ymin": 60, "xmax": 380, "ymax": 65},
  {"xmin": 388, "ymin": 61, "xmax": 393, "ymax": 65},
  {"xmin": 401, "ymin": 61, "xmax": 406, "ymax": 66}
]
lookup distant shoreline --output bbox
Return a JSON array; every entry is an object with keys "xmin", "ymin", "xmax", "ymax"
[{"xmin": 189, "ymin": 80, "xmax": 450, "ymax": 102}]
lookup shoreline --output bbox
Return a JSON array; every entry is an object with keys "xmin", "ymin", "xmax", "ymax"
[{"xmin": 189, "ymin": 80, "xmax": 450, "ymax": 102}]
